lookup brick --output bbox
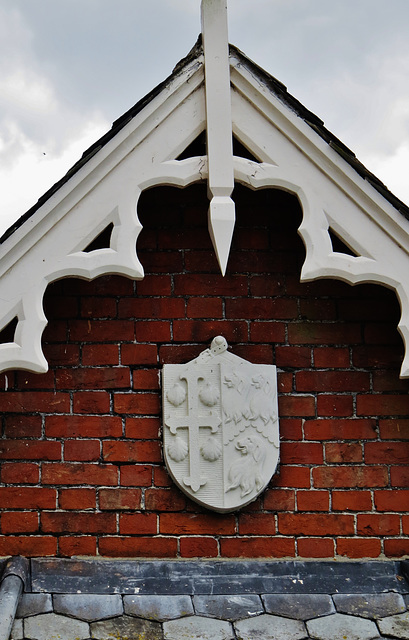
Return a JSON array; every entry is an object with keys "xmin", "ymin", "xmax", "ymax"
[
  {"xmin": 280, "ymin": 443, "xmax": 323, "ymax": 464},
  {"xmin": 278, "ymin": 513, "xmax": 354, "ymax": 536},
  {"xmin": 99, "ymin": 488, "xmax": 141, "ymax": 510},
  {"xmin": 4, "ymin": 415, "xmax": 42, "ymax": 438},
  {"xmin": 103, "ymin": 441, "xmax": 161, "ymax": 463},
  {"xmin": 374, "ymin": 490, "xmax": 409, "ymax": 512},
  {"xmin": 134, "ymin": 321, "xmax": 171, "ymax": 342},
  {"xmin": 80, "ymin": 297, "xmax": 116, "ymax": 318},
  {"xmin": 113, "ymin": 392, "xmax": 160, "ymax": 415},
  {"xmin": 72, "ymin": 391, "xmax": 111, "ymax": 414},
  {"xmin": 238, "ymin": 514, "xmax": 276, "ymax": 535},
  {"xmin": 297, "ymin": 538, "xmax": 335, "ymax": 558},
  {"xmin": 119, "ymin": 513, "xmax": 157, "ymax": 535},
  {"xmin": 278, "ymin": 396, "xmax": 315, "ymax": 417},
  {"xmin": 42, "ymin": 512, "xmax": 116, "ymax": 534},
  {"xmin": 357, "ymin": 514, "xmax": 400, "ymax": 536},
  {"xmin": 279, "ymin": 419, "xmax": 303, "ymax": 441},
  {"xmin": 59, "ymin": 536, "xmax": 97, "ymax": 557},
  {"xmin": 159, "ymin": 513, "xmax": 235, "ymax": 535},
  {"xmin": 173, "ymin": 320, "xmax": 248, "ymax": 343},
  {"xmin": 379, "ymin": 419, "xmax": 409, "ymax": 440},
  {"xmin": 173, "ymin": 274, "xmax": 247, "ymax": 296},
  {"xmin": 313, "ymin": 347, "xmax": 350, "ymax": 368},
  {"xmin": 82, "ymin": 344, "xmax": 119, "ymax": 365},
  {"xmin": 357, "ymin": 394, "xmax": 409, "ymax": 416},
  {"xmin": 153, "ymin": 467, "xmax": 172, "ymax": 487},
  {"xmin": 317, "ymin": 395, "xmax": 353, "ymax": 417},
  {"xmin": 1, "ymin": 462, "xmax": 40, "ymax": 484},
  {"xmin": 304, "ymin": 419, "xmax": 377, "ymax": 441},
  {"xmin": 263, "ymin": 489, "xmax": 295, "ymax": 511},
  {"xmin": 296, "ymin": 371, "xmax": 370, "ymax": 392},
  {"xmin": 384, "ymin": 538, "xmax": 409, "ymax": 557},
  {"xmin": 42, "ymin": 320, "xmax": 67, "ymax": 342},
  {"xmin": 249, "ymin": 275, "xmax": 285, "ymax": 296},
  {"xmin": 300, "ymin": 299, "xmax": 337, "ymax": 321},
  {"xmin": 277, "ymin": 372, "xmax": 293, "ymax": 393},
  {"xmin": 187, "ymin": 298, "xmax": 223, "ymax": 318},
  {"xmin": 313, "ymin": 466, "xmax": 388, "ymax": 489},
  {"xmin": 145, "ymin": 488, "xmax": 186, "ymax": 511},
  {"xmin": 118, "ymin": 297, "xmax": 185, "ymax": 318},
  {"xmin": 121, "ymin": 344, "xmax": 158, "ymax": 365},
  {"xmin": 69, "ymin": 319, "xmax": 134, "ymax": 342},
  {"xmin": 288, "ymin": 323, "xmax": 361, "ymax": 345},
  {"xmin": 275, "ymin": 347, "xmax": 311, "ymax": 368},
  {"xmin": 220, "ymin": 537, "xmax": 295, "ymax": 558},
  {"xmin": 0, "ymin": 440, "xmax": 61, "ymax": 461},
  {"xmin": 325, "ymin": 443, "xmax": 363, "ymax": 463},
  {"xmin": 42, "ymin": 463, "xmax": 118, "ymax": 486},
  {"xmin": 297, "ymin": 490, "xmax": 329, "ymax": 512},
  {"xmin": 64, "ymin": 440, "xmax": 100, "ymax": 461},
  {"xmin": 55, "ymin": 367, "xmax": 130, "ymax": 390},
  {"xmin": 132, "ymin": 371, "xmax": 160, "ymax": 390},
  {"xmin": 98, "ymin": 537, "xmax": 178, "ymax": 557},
  {"xmin": 1, "ymin": 511, "xmax": 39, "ymax": 534},
  {"xmin": 390, "ymin": 466, "xmax": 409, "ymax": 487},
  {"xmin": 159, "ymin": 345, "xmax": 203, "ymax": 365},
  {"xmin": 250, "ymin": 322, "xmax": 286, "ymax": 343},
  {"xmin": 16, "ymin": 370, "xmax": 55, "ymax": 389},
  {"xmin": 332, "ymin": 490, "xmax": 372, "ymax": 511},
  {"xmin": 135, "ymin": 275, "xmax": 171, "ymax": 296},
  {"xmin": 125, "ymin": 417, "xmax": 160, "ymax": 439},
  {"xmin": 0, "ymin": 487, "xmax": 56, "ymax": 509},
  {"xmin": 44, "ymin": 344, "xmax": 80, "ymax": 366},
  {"xmin": 337, "ymin": 538, "xmax": 382, "ymax": 559},
  {"xmin": 0, "ymin": 536, "xmax": 57, "ymax": 557},
  {"xmin": 0, "ymin": 392, "xmax": 69, "ymax": 413},
  {"xmin": 365, "ymin": 442, "xmax": 409, "ymax": 464},
  {"xmin": 180, "ymin": 537, "xmax": 218, "ymax": 558},
  {"xmin": 59, "ymin": 488, "xmax": 96, "ymax": 510},
  {"xmin": 46, "ymin": 416, "xmax": 122, "ymax": 438},
  {"xmin": 120, "ymin": 465, "xmax": 152, "ymax": 487},
  {"xmin": 353, "ymin": 345, "xmax": 402, "ymax": 369},
  {"xmin": 225, "ymin": 298, "xmax": 297, "ymax": 319},
  {"xmin": 271, "ymin": 466, "xmax": 311, "ymax": 489},
  {"xmin": 232, "ymin": 344, "xmax": 274, "ymax": 364}
]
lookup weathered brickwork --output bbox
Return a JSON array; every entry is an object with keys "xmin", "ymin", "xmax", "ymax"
[{"xmin": 0, "ymin": 183, "xmax": 408, "ymax": 559}]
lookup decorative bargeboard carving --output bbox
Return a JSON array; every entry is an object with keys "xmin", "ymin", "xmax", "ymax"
[{"xmin": 162, "ymin": 336, "xmax": 279, "ymax": 512}]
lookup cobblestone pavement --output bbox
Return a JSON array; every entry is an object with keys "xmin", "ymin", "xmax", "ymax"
[{"xmin": 12, "ymin": 591, "xmax": 409, "ymax": 640}]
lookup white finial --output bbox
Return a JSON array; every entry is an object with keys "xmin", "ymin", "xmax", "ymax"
[{"xmin": 201, "ymin": 0, "xmax": 235, "ymax": 276}]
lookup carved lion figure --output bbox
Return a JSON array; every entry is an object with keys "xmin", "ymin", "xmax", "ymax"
[{"xmin": 226, "ymin": 435, "xmax": 265, "ymax": 498}]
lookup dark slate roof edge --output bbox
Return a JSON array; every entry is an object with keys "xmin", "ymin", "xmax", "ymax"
[
  {"xmin": 1, "ymin": 36, "xmax": 409, "ymax": 246},
  {"xmin": 0, "ymin": 36, "xmax": 204, "ymax": 246},
  {"xmin": 229, "ymin": 44, "xmax": 409, "ymax": 221}
]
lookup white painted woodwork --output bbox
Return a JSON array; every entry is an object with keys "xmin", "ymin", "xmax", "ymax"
[
  {"xmin": 1, "ymin": 42, "xmax": 409, "ymax": 378},
  {"xmin": 201, "ymin": 0, "xmax": 235, "ymax": 275}
]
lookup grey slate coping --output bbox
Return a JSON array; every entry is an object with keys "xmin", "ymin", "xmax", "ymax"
[
  {"xmin": 25, "ymin": 613, "xmax": 90, "ymax": 640},
  {"xmin": 90, "ymin": 615, "xmax": 163, "ymax": 640},
  {"xmin": 124, "ymin": 594, "xmax": 194, "ymax": 620},
  {"xmin": 193, "ymin": 594, "xmax": 263, "ymax": 620},
  {"xmin": 163, "ymin": 615, "xmax": 234, "ymax": 640},
  {"xmin": 16, "ymin": 593, "xmax": 53, "ymax": 618},
  {"xmin": 234, "ymin": 614, "xmax": 308, "ymax": 640},
  {"xmin": 306, "ymin": 613, "xmax": 380, "ymax": 640},
  {"xmin": 377, "ymin": 612, "xmax": 409, "ymax": 639},
  {"xmin": 53, "ymin": 593, "xmax": 123, "ymax": 621},
  {"xmin": 262, "ymin": 594, "xmax": 335, "ymax": 620},
  {"xmin": 30, "ymin": 559, "xmax": 408, "ymax": 595},
  {"xmin": 333, "ymin": 592, "xmax": 406, "ymax": 619}
]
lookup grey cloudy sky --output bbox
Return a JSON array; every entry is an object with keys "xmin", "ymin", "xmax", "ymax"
[{"xmin": 1, "ymin": 0, "xmax": 409, "ymax": 234}]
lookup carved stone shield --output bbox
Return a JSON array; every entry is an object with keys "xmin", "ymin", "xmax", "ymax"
[{"xmin": 162, "ymin": 336, "xmax": 279, "ymax": 512}]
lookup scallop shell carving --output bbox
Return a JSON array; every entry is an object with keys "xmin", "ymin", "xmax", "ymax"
[
  {"xmin": 166, "ymin": 382, "xmax": 186, "ymax": 407},
  {"xmin": 199, "ymin": 382, "xmax": 219, "ymax": 407},
  {"xmin": 167, "ymin": 436, "xmax": 188, "ymax": 462},
  {"xmin": 201, "ymin": 436, "xmax": 222, "ymax": 462}
]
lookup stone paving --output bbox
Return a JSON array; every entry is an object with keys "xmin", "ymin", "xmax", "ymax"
[{"xmin": 11, "ymin": 590, "xmax": 409, "ymax": 640}]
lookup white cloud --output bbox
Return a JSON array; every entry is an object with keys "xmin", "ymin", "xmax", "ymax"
[{"xmin": 363, "ymin": 143, "xmax": 409, "ymax": 208}]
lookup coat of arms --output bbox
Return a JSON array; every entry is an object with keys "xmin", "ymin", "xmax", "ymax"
[{"xmin": 162, "ymin": 337, "xmax": 279, "ymax": 512}]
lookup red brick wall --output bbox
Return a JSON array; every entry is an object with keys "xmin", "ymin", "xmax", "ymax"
[{"xmin": 0, "ymin": 183, "xmax": 408, "ymax": 559}]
